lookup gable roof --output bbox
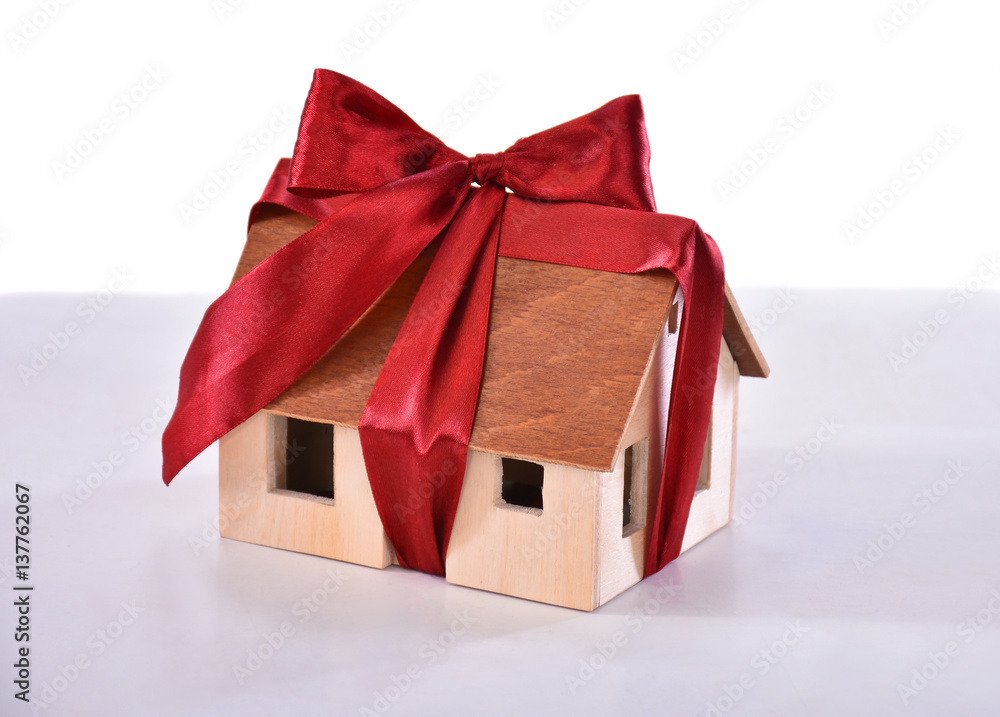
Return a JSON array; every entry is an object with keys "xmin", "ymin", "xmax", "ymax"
[{"xmin": 233, "ymin": 205, "xmax": 765, "ymax": 471}]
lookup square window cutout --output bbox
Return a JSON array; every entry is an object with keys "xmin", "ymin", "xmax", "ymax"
[
  {"xmin": 623, "ymin": 439, "xmax": 648, "ymax": 536},
  {"xmin": 279, "ymin": 418, "xmax": 334, "ymax": 500},
  {"xmin": 499, "ymin": 457, "xmax": 543, "ymax": 512}
]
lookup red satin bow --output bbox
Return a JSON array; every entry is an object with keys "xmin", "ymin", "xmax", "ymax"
[{"xmin": 162, "ymin": 69, "xmax": 725, "ymax": 579}]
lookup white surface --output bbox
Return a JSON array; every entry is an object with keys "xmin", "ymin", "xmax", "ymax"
[
  {"xmin": 2, "ymin": 0, "xmax": 999, "ymax": 292},
  {"xmin": 1, "ymin": 289, "xmax": 998, "ymax": 716}
]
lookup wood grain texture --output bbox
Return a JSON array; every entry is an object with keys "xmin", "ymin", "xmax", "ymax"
[
  {"xmin": 234, "ymin": 205, "xmax": 678, "ymax": 472},
  {"xmin": 724, "ymin": 281, "xmax": 769, "ymax": 378}
]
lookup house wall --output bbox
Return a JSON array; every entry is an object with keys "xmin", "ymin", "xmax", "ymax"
[
  {"xmin": 594, "ymin": 300, "xmax": 676, "ymax": 606},
  {"xmin": 215, "ymin": 328, "xmax": 739, "ymax": 610},
  {"xmin": 445, "ymin": 452, "xmax": 601, "ymax": 611},
  {"xmin": 595, "ymin": 323, "xmax": 740, "ymax": 606},
  {"xmin": 679, "ymin": 338, "xmax": 739, "ymax": 554},
  {"xmin": 218, "ymin": 413, "xmax": 393, "ymax": 569}
]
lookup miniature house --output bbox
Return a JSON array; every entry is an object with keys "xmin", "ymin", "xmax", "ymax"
[{"xmin": 219, "ymin": 205, "xmax": 768, "ymax": 611}]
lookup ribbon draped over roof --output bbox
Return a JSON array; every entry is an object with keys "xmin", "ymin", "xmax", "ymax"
[{"xmin": 162, "ymin": 69, "xmax": 725, "ymax": 578}]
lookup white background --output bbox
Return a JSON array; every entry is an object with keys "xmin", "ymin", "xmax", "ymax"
[
  {"xmin": 1, "ymin": 0, "xmax": 998, "ymax": 293},
  {"xmin": 2, "ymin": 1, "xmax": 999, "ymax": 716}
]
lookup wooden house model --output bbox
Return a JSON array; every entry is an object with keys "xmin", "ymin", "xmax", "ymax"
[{"xmin": 219, "ymin": 205, "xmax": 768, "ymax": 611}]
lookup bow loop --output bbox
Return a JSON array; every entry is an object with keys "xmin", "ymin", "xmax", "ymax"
[
  {"xmin": 287, "ymin": 70, "xmax": 655, "ymax": 211},
  {"xmin": 499, "ymin": 95, "xmax": 656, "ymax": 211},
  {"xmin": 288, "ymin": 70, "xmax": 464, "ymax": 198}
]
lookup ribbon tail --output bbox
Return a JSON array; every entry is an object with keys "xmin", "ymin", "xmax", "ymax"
[
  {"xmin": 161, "ymin": 163, "xmax": 470, "ymax": 484},
  {"xmin": 495, "ymin": 196, "xmax": 725, "ymax": 578},
  {"xmin": 359, "ymin": 185, "xmax": 506, "ymax": 575},
  {"xmin": 645, "ymin": 222, "xmax": 725, "ymax": 575}
]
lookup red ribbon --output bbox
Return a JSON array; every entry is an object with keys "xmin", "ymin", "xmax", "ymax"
[{"xmin": 162, "ymin": 70, "xmax": 724, "ymax": 579}]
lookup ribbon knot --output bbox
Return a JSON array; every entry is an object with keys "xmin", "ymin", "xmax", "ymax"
[
  {"xmin": 162, "ymin": 69, "xmax": 725, "ymax": 582},
  {"xmin": 469, "ymin": 152, "xmax": 504, "ymax": 185}
]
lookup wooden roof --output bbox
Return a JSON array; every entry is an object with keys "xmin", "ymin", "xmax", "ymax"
[{"xmin": 233, "ymin": 204, "xmax": 765, "ymax": 471}]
